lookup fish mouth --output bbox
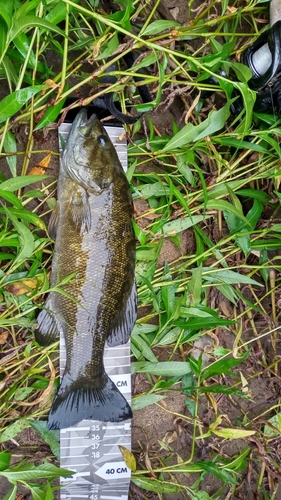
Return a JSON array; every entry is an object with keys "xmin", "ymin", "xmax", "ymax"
[
  {"xmin": 73, "ymin": 109, "xmax": 97, "ymax": 128},
  {"xmin": 77, "ymin": 111, "xmax": 100, "ymax": 138}
]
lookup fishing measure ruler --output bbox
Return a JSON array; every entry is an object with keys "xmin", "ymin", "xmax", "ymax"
[{"xmin": 58, "ymin": 121, "xmax": 132, "ymax": 500}]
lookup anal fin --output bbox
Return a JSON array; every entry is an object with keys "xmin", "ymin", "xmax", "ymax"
[
  {"xmin": 34, "ymin": 295, "xmax": 61, "ymax": 346},
  {"xmin": 106, "ymin": 281, "xmax": 137, "ymax": 347}
]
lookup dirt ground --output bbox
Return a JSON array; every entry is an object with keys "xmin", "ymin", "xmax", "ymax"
[{"xmin": 1, "ymin": 0, "xmax": 280, "ymax": 499}]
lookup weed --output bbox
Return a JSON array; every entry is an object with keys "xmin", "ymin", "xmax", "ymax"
[
  {"xmin": 0, "ymin": 449, "xmax": 73, "ymax": 499},
  {"xmin": 0, "ymin": 0, "xmax": 281, "ymax": 498}
]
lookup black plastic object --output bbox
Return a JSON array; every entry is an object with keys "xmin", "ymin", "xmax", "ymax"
[
  {"xmin": 242, "ymin": 20, "xmax": 281, "ymax": 90},
  {"xmin": 240, "ymin": 20, "xmax": 281, "ymax": 113},
  {"xmin": 62, "ymin": 54, "xmax": 153, "ymax": 125}
]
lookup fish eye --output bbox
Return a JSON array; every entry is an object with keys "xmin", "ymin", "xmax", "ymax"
[{"xmin": 97, "ymin": 135, "xmax": 107, "ymax": 147}]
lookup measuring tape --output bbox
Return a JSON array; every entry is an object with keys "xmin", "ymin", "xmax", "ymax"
[{"xmin": 58, "ymin": 121, "xmax": 132, "ymax": 500}]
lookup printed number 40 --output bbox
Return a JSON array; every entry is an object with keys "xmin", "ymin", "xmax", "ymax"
[{"xmin": 106, "ymin": 468, "xmax": 115, "ymax": 474}]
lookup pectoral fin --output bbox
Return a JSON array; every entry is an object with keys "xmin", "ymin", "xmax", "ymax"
[
  {"xmin": 106, "ymin": 281, "xmax": 138, "ymax": 347},
  {"xmin": 70, "ymin": 186, "xmax": 91, "ymax": 232},
  {"xmin": 34, "ymin": 295, "xmax": 61, "ymax": 346}
]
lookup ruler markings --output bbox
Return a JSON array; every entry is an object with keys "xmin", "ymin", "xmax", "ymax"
[
  {"xmin": 59, "ymin": 122, "xmax": 131, "ymax": 500},
  {"xmin": 103, "ymin": 441, "xmax": 131, "ymax": 446},
  {"xmin": 61, "ymin": 427, "xmax": 91, "ymax": 433},
  {"xmin": 103, "ymin": 452, "xmax": 128, "ymax": 456}
]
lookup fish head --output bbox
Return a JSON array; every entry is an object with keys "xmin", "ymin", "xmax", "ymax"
[{"xmin": 62, "ymin": 109, "xmax": 123, "ymax": 193}]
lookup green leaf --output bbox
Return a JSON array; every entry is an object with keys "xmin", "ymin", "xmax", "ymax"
[
  {"xmin": 2, "ymin": 485, "xmax": 17, "ymax": 500},
  {"xmin": 0, "ymin": 175, "xmax": 48, "ymax": 192},
  {"xmin": 0, "ymin": 1, "xmax": 13, "ymax": 30},
  {"xmin": 157, "ymin": 326, "xmax": 182, "ymax": 346},
  {"xmin": 29, "ymin": 421, "xmax": 60, "ymax": 460},
  {"xmin": 187, "ymin": 266, "xmax": 202, "ymax": 306},
  {"xmin": 108, "ymin": 0, "xmax": 133, "ymax": 30},
  {"xmin": 23, "ymin": 189, "xmax": 44, "ymax": 199},
  {"xmin": 132, "ymin": 361, "xmax": 191, "ymax": 377},
  {"xmin": 131, "ymin": 335, "xmax": 157, "ymax": 362},
  {"xmin": 95, "ymin": 33, "xmax": 119, "ymax": 60},
  {"xmin": 245, "ymin": 199, "xmax": 263, "ymax": 230},
  {"xmin": 8, "ymin": 15, "xmax": 67, "ymax": 42},
  {"xmin": 35, "ymin": 98, "xmax": 66, "ymax": 130},
  {"xmin": 3, "ymin": 130, "xmax": 17, "ymax": 177},
  {"xmin": 161, "ymin": 282, "xmax": 177, "ymax": 317},
  {"xmin": 14, "ymin": 0, "xmax": 42, "ymax": 19},
  {"xmin": 216, "ymin": 284, "xmax": 238, "ymax": 305},
  {"xmin": 182, "ymin": 372, "xmax": 195, "ymax": 397},
  {"xmin": 214, "ymin": 137, "xmax": 270, "ymax": 154},
  {"xmin": 224, "ymin": 61, "xmax": 253, "ymax": 82},
  {"xmin": 0, "ymin": 419, "xmax": 30, "ymax": 443},
  {"xmin": 0, "ymin": 189, "xmax": 23, "ymax": 208},
  {"xmin": 29, "ymin": 485, "xmax": 48, "ymax": 500},
  {"xmin": 158, "ymin": 215, "xmax": 211, "ymax": 236},
  {"xmin": 174, "ymin": 317, "xmax": 234, "ymax": 329},
  {"xmin": 13, "ymin": 387, "xmax": 34, "ymax": 401},
  {"xmin": 4, "ymin": 208, "xmax": 35, "ymax": 262},
  {"xmin": 202, "ymin": 268, "xmax": 262, "ymax": 287},
  {"xmin": 199, "ymin": 180, "xmax": 245, "ymax": 201},
  {"xmin": 162, "ymin": 102, "xmax": 230, "ymax": 151},
  {"xmin": 206, "ymin": 199, "xmax": 251, "ymax": 227},
  {"xmin": 236, "ymin": 189, "xmax": 270, "ymax": 202},
  {"xmin": 202, "ymin": 351, "xmax": 249, "ymax": 381},
  {"xmin": 0, "ymin": 462, "xmax": 74, "ymax": 481},
  {"xmin": 194, "ymin": 461, "xmax": 237, "ymax": 484},
  {"xmin": 180, "ymin": 306, "xmax": 215, "ymax": 318},
  {"xmin": 131, "ymin": 52, "xmax": 158, "ymax": 71},
  {"xmin": 132, "ymin": 394, "xmax": 166, "ymax": 411},
  {"xmin": 0, "ymin": 207, "xmax": 47, "ymax": 230},
  {"xmin": 213, "ymin": 428, "xmax": 255, "ymax": 438},
  {"xmin": 0, "ymin": 85, "xmax": 47, "ymax": 123},
  {"xmin": 46, "ymin": 2, "xmax": 75, "ymax": 25},
  {"xmin": 234, "ymin": 82, "xmax": 255, "ymax": 134},
  {"xmin": 0, "ymin": 451, "xmax": 11, "ymax": 471},
  {"xmin": 142, "ymin": 20, "xmax": 180, "ymax": 36},
  {"xmin": 132, "ymin": 324, "xmax": 158, "ymax": 335},
  {"xmin": 185, "ymin": 398, "xmax": 196, "ymax": 417},
  {"xmin": 1, "ymin": 55, "xmax": 19, "ymax": 88},
  {"xmin": 0, "ymin": 18, "xmax": 7, "ymax": 54},
  {"xmin": 132, "ymin": 477, "xmax": 180, "ymax": 494},
  {"xmin": 192, "ymin": 492, "xmax": 212, "ymax": 500},
  {"xmin": 199, "ymin": 384, "xmax": 245, "ymax": 396},
  {"xmin": 264, "ymin": 412, "xmax": 281, "ymax": 437},
  {"xmin": 13, "ymin": 33, "xmax": 38, "ymax": 70},
  {"xmin": 135, "ymin": 181, "xmax": 169, "ymax": 199}
]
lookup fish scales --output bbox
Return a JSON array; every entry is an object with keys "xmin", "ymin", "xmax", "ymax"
[{"xmin": 35, "ymin": 110, "xmax": 136, "ymax": 429}]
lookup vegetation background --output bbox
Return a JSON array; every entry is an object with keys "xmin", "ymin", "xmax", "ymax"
[{"xmin": 0, "ymin": 0, "xmax": 280, "ymax": 498}]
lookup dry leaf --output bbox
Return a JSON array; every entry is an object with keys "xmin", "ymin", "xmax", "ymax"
[
  {"xmin": 227, "ymin": 6, "xmax": 237, "ymax": 13},
  {"xmin": 43, "ymin": 79, "xmax": 60, "ymax": 92},
  {"xmin": 18, "ymin": 357, "xmax": 56, "ymax": 406},
  {"xmin": 164, "ymin": 430, "xmax": 177, "ymax": 445},
  {"xmin": 28, "ymin": 153, "xmax": 51, "ymax": 175},
  {"xmin": 239, "ymin": 371, "xmax": 249, "ymax": 394},
  {"xmin": 0, "ymin": 331, "xmax": 8, "ymax": 344},
  {"xmin": 206, "ymin": 392, "xmax": 218, "ymax": 414},
  {"xmin": 144, "ymin": 452, "xmax": 156, "ymax": 478},
  {"xmin": 5, "ymin": 278, "xmax": 39, "ymax": 296},
  {"xmin": 119, "ymin": 445, "xmax": 136, "ymax": 472}
]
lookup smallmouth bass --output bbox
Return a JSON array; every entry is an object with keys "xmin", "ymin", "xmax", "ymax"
[{"xmin": 35, "ymin": 110, "xmax": 136, "ymax": 430}]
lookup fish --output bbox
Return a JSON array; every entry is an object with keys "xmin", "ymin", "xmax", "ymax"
[{"xmin": 35, "ymin": 110, "xmax": 137, "ymax": 430}]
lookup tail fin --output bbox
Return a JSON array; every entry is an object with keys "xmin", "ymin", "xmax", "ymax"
[{"xmin": 47, "ymin": 372, "xmax": 132, "ymax": 430}]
